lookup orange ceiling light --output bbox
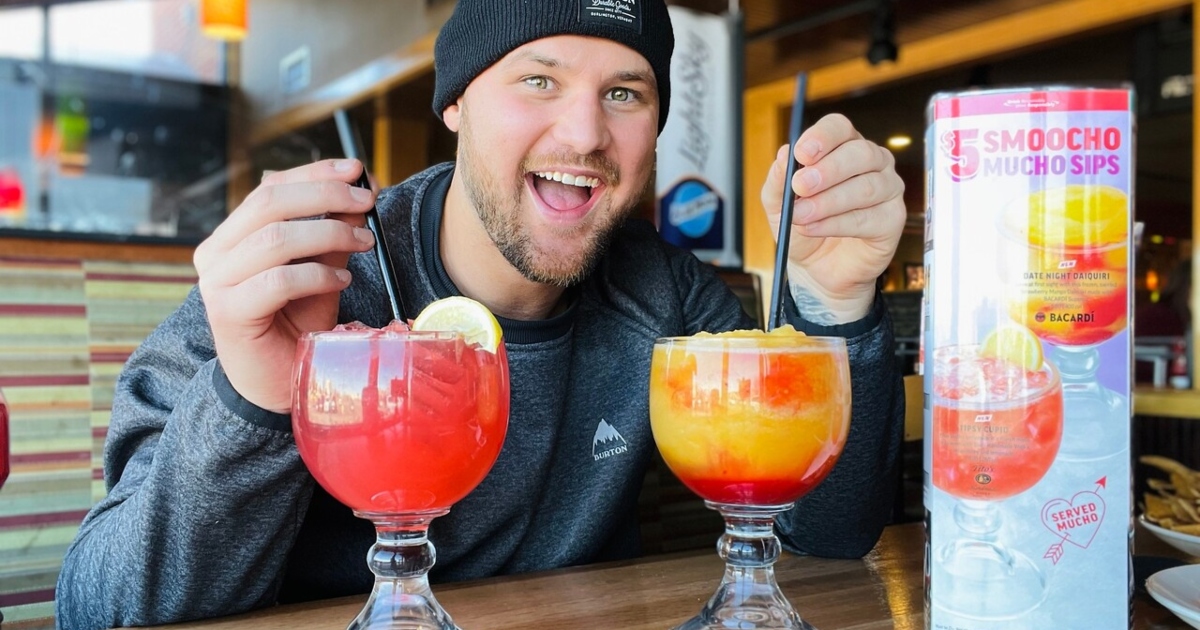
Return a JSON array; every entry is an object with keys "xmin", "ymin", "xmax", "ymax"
[
  {"xmin": 1146, "ymin": 269, "xmax": 1160, "ymax": 292},
  {"xmin": 201, "ymin": 0, "xmax": 247, "ymax": 41}
]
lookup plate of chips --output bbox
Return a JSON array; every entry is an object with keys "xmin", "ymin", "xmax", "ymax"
[{"xmin": 1140, "ymin": 455, "xmax": 1200, "ymax": 558}]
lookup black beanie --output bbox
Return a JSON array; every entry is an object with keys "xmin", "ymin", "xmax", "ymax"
[{"xmin": 433, "ymin": 0, "xmax": 674, "ymax": 134}]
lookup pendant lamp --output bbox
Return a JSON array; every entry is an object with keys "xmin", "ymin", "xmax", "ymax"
[{"xmin": 201, "ymin": 0, "xmax": 247, "ymax": 41}]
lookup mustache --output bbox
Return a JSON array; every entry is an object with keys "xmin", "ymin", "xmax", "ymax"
[{"xmin": 522, "ymin": 152, "xmax": 620, "ymax": 186}]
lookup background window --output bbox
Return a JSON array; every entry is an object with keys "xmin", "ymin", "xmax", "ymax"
[
  {"xmin": 48, "ymin": 0, "xmax": 224, "ymax": 84},
  {"xmin": 0, "ymin": 6, "xmax": 44, "ymax": 61}
]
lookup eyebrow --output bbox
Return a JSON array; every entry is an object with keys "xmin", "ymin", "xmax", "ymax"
[
  {"xmin": 614, "ymin": 70, "xmax": 656, "ymax": 89},
  {"xmin": 503, "ymin": 51, "xmax": 657, "ymax": 89},
  {"xmin": 504, "ymin": 51, "xmax": 561, "ymax": 69}
]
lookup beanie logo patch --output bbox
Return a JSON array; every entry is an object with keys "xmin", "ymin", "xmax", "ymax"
[{"xmin": 578, "ymin": 0, "xmax": 643, "ymax": 34}]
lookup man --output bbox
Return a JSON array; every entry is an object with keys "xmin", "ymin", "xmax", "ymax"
[{"xmin": 55, "ymin": 0, "xmax": 906, "ymax": 627}]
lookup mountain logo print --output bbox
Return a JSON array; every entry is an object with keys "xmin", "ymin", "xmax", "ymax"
[{"xmin": 592, "ymin": 419, "xmax": 628, "ymax": 461}]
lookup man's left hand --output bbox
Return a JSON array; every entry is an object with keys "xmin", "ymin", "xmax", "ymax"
[{"xmin": 761, "ymin": 113, "xmax": 906, "ymax": 324}]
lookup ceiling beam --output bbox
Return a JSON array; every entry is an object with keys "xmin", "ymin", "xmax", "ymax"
[
  {"xmin": 741, "ymin": 0, "xmax": 1191, "ymax": 309},
  {"xmin": 746, "ymin": 0, "xmax": 1190, "ymax": 107},
  {"xmin": 745, "ymin": 0, "xmax": 877, "ymax": 44}
]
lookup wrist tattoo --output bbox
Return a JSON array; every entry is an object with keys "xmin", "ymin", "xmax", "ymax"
[{"xmin": 789, "ymin": 285, "xmax": 841, "ymax": 325}]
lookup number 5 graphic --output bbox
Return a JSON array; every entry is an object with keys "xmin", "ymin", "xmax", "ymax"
[{"xmin": 942, "ymin": 129, "xmax": 979, "ymax": 181}]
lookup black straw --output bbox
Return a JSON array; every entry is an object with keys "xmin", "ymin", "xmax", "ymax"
[
  {"xmin": 333, "ymin": 109, "xmax": 406, "ymax": 323},
  {"xmin": 766, "ymin": 72, "xmax": 808, "ymax": 331}
]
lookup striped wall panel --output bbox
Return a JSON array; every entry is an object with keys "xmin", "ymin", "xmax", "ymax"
[
  {"xmin": 83, "ymin": 260, "xmax": 196, "ymax": 506},
  {"xmin": 0, "ymin": 257, "xmax": 195, "ymax": 624},
  {"xmin": 0, "ymin": 258, "xmax": 90, "ymax": 624}
]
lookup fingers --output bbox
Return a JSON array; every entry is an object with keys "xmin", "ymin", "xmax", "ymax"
[
  {"xmin": 762, "ymin": 113, "xmax": 905, "ymax": 246},
  {"xmin": 788, "ymin": 119, "xmax": 903, "ymax": 237},
  {"xmin": 197, "ymin": 218, "xmax": 374, "ymax": 327},
  {"xmin": 195, "ymin": 160, "xmax": 375, "ymax": 271},
  {"xmin": 206, "ymin": 261, "xmax": 353, "ymax": 325},
  {"xmin": 791, "ymin": 136, "xmax": 894, "ymax": 200},
  {"xmin": 208, "ymin": 218, "xmax": 376, "ymax": 287},
  {"xmin": 793, "ymin": 167, "xmax": 902, "ymax": 227},
  {"xmin": 206, "ymin": 179, "xmax": 374, "ymax": 255},
  {"xmin": 763, "ymin": 113, "xmax": 885, "ymax": 215},
  {"xmin": 796, "ymin": 194, "xmax": 907, "ymax": 241},
  {"xmin": 792, "ymin": 113, "xmax": 863, "ymax": 167},
  {"xmin": 260, "ymin": 159, "xmax": 362, "ymax": 186},
  {"xmin": 194, "ymin": 159, "xmax": 382, "ymax": 333}
]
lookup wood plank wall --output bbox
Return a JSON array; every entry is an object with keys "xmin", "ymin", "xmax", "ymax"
[{"xmin": 0, "ymin": 257, "xmax": 196, "ymax": 624}]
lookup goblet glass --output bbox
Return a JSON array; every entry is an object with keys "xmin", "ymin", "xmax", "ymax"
[
  {"xmin": 998, "ymin": 184, "xmax": 1128, "ymax": 461},
  {"xmin": 929, "ymin": 344, "xmax": 1063, "ymax": 619},
  {"xmin": 293, "ymin": 326, "xmax": 509, "ymax": 630},
  {"xmin": 1, "ymin": 388, "xmax": 10, "ymax": 627},
  {"xmin": 0, "ymin": 387, "xmax": 8, "ymax": 489},
  {"xmin": 649, "ymin": 333, "xmax": 851, "ymax": 630}
]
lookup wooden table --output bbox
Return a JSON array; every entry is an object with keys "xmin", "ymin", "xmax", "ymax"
[{"xmin": 142, "ymin": 522, "xmax": 1192, "ymax": 629}]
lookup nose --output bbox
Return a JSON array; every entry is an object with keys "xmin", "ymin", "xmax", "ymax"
[{"xmin": 551, "ymin": 92, "xmax": 611, "ymax": 156}]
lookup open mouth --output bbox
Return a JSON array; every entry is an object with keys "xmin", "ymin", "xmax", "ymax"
[{"xmin": 530, "ymin": 171, "xmax": 602, "ymax": 216}]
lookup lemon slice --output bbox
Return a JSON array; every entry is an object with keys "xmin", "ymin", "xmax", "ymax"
[
  {"xmin": 981, "ymin": 324, "xmax": 1043, "ymax": 371},
  {"xmin": 411, "ymin": 296, "xmax": 503, "ymax": 353}
]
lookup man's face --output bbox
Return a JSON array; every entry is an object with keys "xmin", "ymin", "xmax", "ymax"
[{"xmin": 443, "ymin": 35, "xmax": 660, "ymax": 287}]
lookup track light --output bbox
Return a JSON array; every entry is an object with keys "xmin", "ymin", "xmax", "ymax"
[{"xmin": 867, "ymin": 0, "xmax": 897, "ymax": 65}]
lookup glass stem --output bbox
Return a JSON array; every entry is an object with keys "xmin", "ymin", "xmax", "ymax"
[
  {"xmin": 673, "ymin": 502, "xmax": 812, "ymax": 629},
  {"xmin": 718, "ymin": 506, "xmax": 781, "ymax": 581},
  {"xmin": 954, "ymin": 499, "xmax": 1001, "ymax": 542},
  {"xmin": 1052, "ymin": 344, "xmax": 1100, "ymax": 384},
  {"xmin": 350, "ymin": 510, "xmax": 457, "ymax": 630},
  {"xmin": 370, "ymin": 528, "xmax": 435, "ymax": 590}
]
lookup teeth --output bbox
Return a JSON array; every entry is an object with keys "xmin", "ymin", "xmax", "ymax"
[{"xmin": 535, "ymin": 172, "xmax": 600, "ymax": 188}]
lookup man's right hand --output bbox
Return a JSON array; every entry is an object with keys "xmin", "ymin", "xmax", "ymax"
[{"xmin": 195, "ymin": 159, "xmax": 379, "ymax": 413}]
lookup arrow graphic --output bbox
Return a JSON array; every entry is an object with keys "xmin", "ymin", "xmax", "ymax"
[
  {"xmin": 1043, "ymin": 479, "xmax": 1107, "ymax": 564},
  {"xmin": 1044, "ymin": 543, "xmax": 1065, "ymax": 565}
]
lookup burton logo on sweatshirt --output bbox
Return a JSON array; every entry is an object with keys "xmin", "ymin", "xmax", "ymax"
[{"xmin": 592, "ymin": 419, "xmax": 628, "ymax": 461}]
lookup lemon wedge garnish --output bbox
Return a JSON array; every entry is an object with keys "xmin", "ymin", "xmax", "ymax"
[
  {"xmin": 981, "ymin": 324, "xmax": 1043, "ymax": 371},
  {"xmin": 411, "ymin": 296, "xmax": 503, "ymax": 353}
]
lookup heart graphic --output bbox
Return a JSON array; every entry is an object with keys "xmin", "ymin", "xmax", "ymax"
[{"xmin": 1041, "ymin": 491, "xmax": 1106, "ymax": 549}]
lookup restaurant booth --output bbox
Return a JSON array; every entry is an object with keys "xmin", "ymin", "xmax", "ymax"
[{"xmin": 1, "ymin": 0, "xmax": 1198, "ymax": 626}]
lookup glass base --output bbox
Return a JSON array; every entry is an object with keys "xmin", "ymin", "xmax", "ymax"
[
  {"xmin": 674, "ymin": 502, "xmax": 817, "ymax": 630},
  {"xmin": 671, "ymin": 582, "xmax": 816, "ymax": 630},
  {"xmin": 348, "ymin": 586, "xmax": 459, "ymax": 630},
  {"xmin": 930, "ymin": 538, "xmax": 1046, "ymax": 620}
]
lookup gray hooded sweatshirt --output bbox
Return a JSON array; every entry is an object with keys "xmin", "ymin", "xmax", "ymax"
[{"xmin": 55, "ymin": 163, "xmax": 904, "ymax": 629}]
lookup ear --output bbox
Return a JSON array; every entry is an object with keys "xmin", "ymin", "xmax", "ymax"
[{"xmin": 443, "ymin": 98, "xmax": 463, "ymax": 132}]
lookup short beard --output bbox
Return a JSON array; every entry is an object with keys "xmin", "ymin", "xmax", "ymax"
[{"xmin": 457, "ymin": 105, "xmax": 639, "ymax": 288}]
